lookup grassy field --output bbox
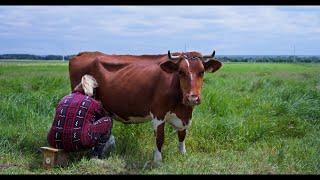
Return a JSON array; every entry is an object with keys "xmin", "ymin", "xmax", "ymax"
[{"xmin": 0, "ymin": 61, "xmax": 319, "ymax": 174}]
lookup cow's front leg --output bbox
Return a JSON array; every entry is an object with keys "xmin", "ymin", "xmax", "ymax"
[
  {"xmin": 178, "ymin": 129, "xmax": 186, "ymax": 154},
  {"xmin": 152, "ymin": 119, "xmax": 165, "ymax": 162}
]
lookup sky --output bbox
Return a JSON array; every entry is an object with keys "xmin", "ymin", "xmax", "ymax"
[{"xmin": 0, "ymin": 6, "xmax": 320, "ymax": 55}]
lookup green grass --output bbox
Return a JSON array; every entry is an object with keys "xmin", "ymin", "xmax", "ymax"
[{"xmin": 0, "ymin": 61, "xmax": 319, "ymax": 174}]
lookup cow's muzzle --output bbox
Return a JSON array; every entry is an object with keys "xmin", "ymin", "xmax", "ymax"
[{"xmin": 185, "ymin": 93, "xmax": 201, "ymax": 106}]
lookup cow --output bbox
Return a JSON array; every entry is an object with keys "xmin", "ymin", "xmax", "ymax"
[{"xmin": 68, "ymin": 50, "xmax": 222, "ymax": 162}]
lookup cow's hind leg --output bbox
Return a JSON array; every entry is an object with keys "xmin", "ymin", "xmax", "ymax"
[
  {"xmin": 178, "ymin": 129, "xmax": 186, "ymax": 154},
  {"xmin": 152, "ymin": 118, "xmax": 165, "ymax": 162}
]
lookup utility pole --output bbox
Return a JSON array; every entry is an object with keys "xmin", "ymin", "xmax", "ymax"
[{"xmin": 293, "ymin": 45, "xmax": 296, "ymax": 63}]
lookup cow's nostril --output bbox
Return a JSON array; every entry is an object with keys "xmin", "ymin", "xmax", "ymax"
[
  {"xmin": 188, "ymin": 94, "xmax": 200, "ymax": 102},
  {"xmin": 188, "ymin": 94, "xmax": 198, "ymax": 98}
]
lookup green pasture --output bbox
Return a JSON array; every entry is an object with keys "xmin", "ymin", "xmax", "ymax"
[{"xmin": 0, "ymin": 61, "xmax": 319, "ymax": 174}]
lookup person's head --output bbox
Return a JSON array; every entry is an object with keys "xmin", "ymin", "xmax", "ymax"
[{"xmin": 74, "ymin": 74, "xmax": 98, "ymax": 97}]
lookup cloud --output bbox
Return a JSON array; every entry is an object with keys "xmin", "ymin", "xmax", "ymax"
[{"xmin": 0, "ymin": 6, "xmax": 320, "ymax": 55}]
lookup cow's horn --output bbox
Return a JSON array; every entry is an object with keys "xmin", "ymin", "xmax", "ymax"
[
  {"xmin": 203, "ymin": 50, "xmax": 215, "ymax": 59},
  {"xmin": 168, "ymin": 50, "xmax": 180, "ymax": 60}
]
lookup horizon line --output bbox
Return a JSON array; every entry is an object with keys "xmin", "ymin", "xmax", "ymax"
[{"xmin": 1, "ymin": 53, "xmax": 320, "ymax": 56}]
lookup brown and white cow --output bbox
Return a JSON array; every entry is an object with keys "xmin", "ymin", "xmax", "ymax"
[{"xmin": 69, "ymin": 50, "xmax": 222, "ymax": 162}]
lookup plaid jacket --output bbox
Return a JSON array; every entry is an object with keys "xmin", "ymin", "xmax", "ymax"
[{"xmin": 47, "ymin": 90, "xmax": 112, "ymax": 152}]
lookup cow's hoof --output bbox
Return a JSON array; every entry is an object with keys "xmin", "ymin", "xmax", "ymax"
[
  {"xmin": 143, "ymin": 160, "xmax": 162, "ymax": 170},
  {"xmin": 105, "ymin": 135, "xmax": 116, "ymax": 150},
  {"xmin": 154, "ymin": 149, "xmax": 162, "ymax": 162},
  {"xmin": 151, "ymin": 150, "xmax": 163, "ymax": 167},
  {"xmin": 179, "ymin": 142, "xmax": 186, "ymax": 154},
  {"xmin": 152, "ymin": 160, "xmax": 163, "ymax": 167},
  {"xmin": 179, "ymin": 146, "xmax": 186, "ymax": 154},
  {"xmin": 180, "ymin": 149, "xmax": 187, "ymax": 154}
]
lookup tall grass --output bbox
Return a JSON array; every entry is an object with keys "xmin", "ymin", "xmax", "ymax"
[{"xmin": 0, "ymin": 62, "xmax": 319, "ymax": 174}]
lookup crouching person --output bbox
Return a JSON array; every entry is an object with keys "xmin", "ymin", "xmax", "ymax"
[{"xmin": 47, "ymin": 74, "xmax": 115, "ymax": 159}]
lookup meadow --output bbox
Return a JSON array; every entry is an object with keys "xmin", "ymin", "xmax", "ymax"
[{"xmin": 0, "ymin": 60, "xmax": 319, "ymax": 174}]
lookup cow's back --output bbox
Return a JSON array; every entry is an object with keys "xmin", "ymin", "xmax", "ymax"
[{"xmin": 69, "ymin": 51, "xmax": 166, "ymax": 90}]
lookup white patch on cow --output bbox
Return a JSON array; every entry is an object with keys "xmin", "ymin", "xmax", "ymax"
[
  {"xmin": 150, "ymin": 112, "xmax": 155, "ymax": 119},
  {"xmin": 165, "ymin": 113, "xmax": 183, "ymax": 129},
  {"xmin": 150, "ymin": 112, "xmax": 165, "ymax": 162},
  {"xmin": 165, "ymin": 112, "xmax": 191, "ymax": 131},
  {"xmin": 179, "ymin": 141, "xmax": 186, "ymax": 154},
  {"xmin": 151, "ymin": 112, "xmax": 164, "ymax": 131},
  {"xmin": 184, "ymin": 59, "xmax": 193, "ymax": 81}
]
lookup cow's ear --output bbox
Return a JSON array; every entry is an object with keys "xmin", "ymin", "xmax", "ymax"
[
  {"xmin": 203, "ymin": 59, "xmax": 222, "ymax": 73},
  {"xmin": 160, "ymin": 61, "xmax": 178, "ymax": 73}
]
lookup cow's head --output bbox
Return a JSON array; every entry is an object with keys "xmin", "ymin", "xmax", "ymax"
[{"xmin": 160, "ymin": 50, "xmax": 222, "ymax": 106}]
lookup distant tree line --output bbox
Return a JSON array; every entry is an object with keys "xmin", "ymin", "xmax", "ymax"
[
  {"xmin": 0, "ymin": 54, "xmax": 75, "ymax": 60},
  {"xmin": 217, "ymin": 55, "xmax": 320, "ymax": 63},
  {"xmin": 0, "ymin": 54, "xmax": 320, "ymax": 63}
]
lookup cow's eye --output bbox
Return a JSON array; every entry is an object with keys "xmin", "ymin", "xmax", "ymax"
[{"xmin": 199, "ymin": 71, "xmax": 204, "ymax": 77}]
